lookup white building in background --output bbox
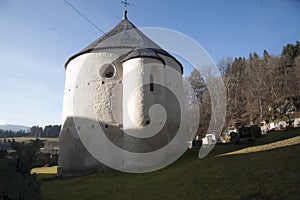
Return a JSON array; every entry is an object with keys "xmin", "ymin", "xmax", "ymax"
[
  {"xmin": 202, "ymin": 134, "xmax": 217, "ymax": 145},
  {"xmin": 294, "ymin": 118, "xmax": 300, "ymax": 127}
]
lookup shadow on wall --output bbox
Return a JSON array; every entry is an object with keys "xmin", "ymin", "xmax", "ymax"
[{"xmin": 58, "ymin": 113, "xmax": 181, "ymax": 177}]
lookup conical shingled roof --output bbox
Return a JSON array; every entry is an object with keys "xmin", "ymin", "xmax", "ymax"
[
  {"xmin": 80, "ymin": 17, "xmax": 161, "ymax": 51},
  {"xmin": 65, "ymin": 14, "xmax": 182, "ymax": 73}
]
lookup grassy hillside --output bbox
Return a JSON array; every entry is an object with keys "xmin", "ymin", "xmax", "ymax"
[{"xmin": 40, "ymin": 129, "xmax": 300, "ymax": 200}]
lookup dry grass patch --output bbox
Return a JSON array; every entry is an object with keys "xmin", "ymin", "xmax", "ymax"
[
  {"xmin": 219, "ymin": 135, "xmax": 300, "ymax": 156},
  {"xmin": 31, "ymin": 166, "xmax": 57, "ymax": 174}
]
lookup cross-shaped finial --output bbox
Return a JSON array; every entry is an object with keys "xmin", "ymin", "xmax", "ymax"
[
  {"xmin": 121, "ymin": 0, "xmax": 130, "ymax": 10},
  {"xmin": 121, "ymin": 0, "xmax": 130, "ymax": 19}
]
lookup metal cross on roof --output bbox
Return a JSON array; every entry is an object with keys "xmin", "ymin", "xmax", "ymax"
[{"xmin": 121, "ymin": 0, "xmax": 130, "ymax": 10}]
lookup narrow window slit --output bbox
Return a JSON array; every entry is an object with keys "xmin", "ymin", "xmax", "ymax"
[{"xmin": 150, "ymin": 75, "xmax": 154, "ymax": 92}]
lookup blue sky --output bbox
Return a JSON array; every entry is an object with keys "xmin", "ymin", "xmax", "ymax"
[{"xmin": 0, "ymin": 0, "xmax": 299, "ymax": 127}]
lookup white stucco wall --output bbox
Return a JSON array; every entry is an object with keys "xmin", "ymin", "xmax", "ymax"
[
  {"xmin": 62, "ymin": 50, "xmax": 127, "ymax": 126},
  {"xmin": 59, "ymin": 51, "xmax": 124, "ymax": 176},
  {"xmin": 59, "ymin": 50, "xmax": 186, "ymax": 176},
  {"xmin": 122, "ymin": 56, "xmax": 185, "ymax": 138},
  {"xmin": 123, "ymin": 58, "xmax": 166, "ymax": 137}
]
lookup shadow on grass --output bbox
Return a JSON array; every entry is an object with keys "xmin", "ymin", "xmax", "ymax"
[
  {"xmin": 37, "ymin": 127, "xmax": 300, "ymax": 179},
  {"xmin": 37, "ymin": 128, "xmax": 300, "ymax": 200},
  {"xmin": 40, "ymin": 142, "xmax": 300, "ymax": 200}
]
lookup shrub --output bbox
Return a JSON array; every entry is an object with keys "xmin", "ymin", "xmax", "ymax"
[{"xmin": 0, "ymin": 159, "xmax": 41, "ymax": 200}]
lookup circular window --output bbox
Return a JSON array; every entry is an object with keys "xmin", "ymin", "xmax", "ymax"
[{"xmin": 100, "ymin": 64, "xmax": 116, "ymax": 79}]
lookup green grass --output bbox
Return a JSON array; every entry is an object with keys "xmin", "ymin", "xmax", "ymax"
[{"xmin": 39, "ymin": 128, "xmax": 300, "ymax": 199}]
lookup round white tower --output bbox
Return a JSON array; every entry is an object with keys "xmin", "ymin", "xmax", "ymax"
[{"xmin": 58, "ymin": 12, "xmax": 184, "ymax": 176}]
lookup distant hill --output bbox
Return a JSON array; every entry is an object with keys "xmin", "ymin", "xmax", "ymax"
[{"xmin": 0, "ymin": 124, "xmax": 30, "ymax": 132}]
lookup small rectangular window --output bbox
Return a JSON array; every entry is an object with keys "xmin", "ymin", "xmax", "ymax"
[
  {"xmin": 150, "ymin": 75, "xmax": 154, "ymax": 92},
  {"xmin": 150, "ymin": 83, "xmax": 154, "ymax": 91}
]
